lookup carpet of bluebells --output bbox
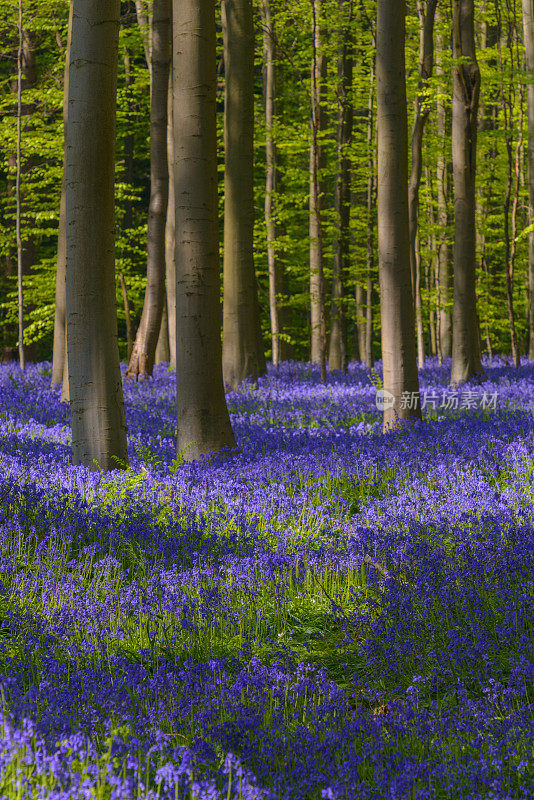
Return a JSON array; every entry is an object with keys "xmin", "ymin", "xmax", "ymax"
[{"xmin": 0, "ymin": 357, "xmax": 534, "ymax": 798}]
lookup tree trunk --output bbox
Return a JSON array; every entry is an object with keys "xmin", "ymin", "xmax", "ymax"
[
  {"xmin": 16, "ymin": 0, "xmax": 24, "ymax": 370},
  {"xmin": 414, "ymin": 237, "xmax": 425, "ymax": 367},
  {"xmin": 522, "ymin": 0, "xmax": 534, "ymax": 359},
  {"xmin": 408, "ymin": 0, "xmax": 438, "ymax": 371},
  {"xmin": 119, "ymin": 272, "xmax": 134, "ymax": 361},
  {"xmin": 364, "ymin": 64, "xmax": 375, "ymax": 369},
  {"xmin": 66, "ymin": 0, "xmax": 128, "ymax": 471},
  {"xmin": 497, "ymin": 6, "xmax": 521, "ymax": 369},
  {"xmin": 328, "ymin": 0, "xmax": 353, "ymax": 373},
  {"xmin": 155, "ymin": 287, "xmax": 170, "ymax": 363},
  {"xmin": 222, "ymin": 0, "xmax": 264, "ymax": 388},
  {"xmin": 262, "ymin": 0, "xmax": 286, "ymax": 367},
  {"xmin": 436, "ymin": 5, "xmax": 451, "ymax": 362},
  {"xmin": 165, "ymin": 67, "xmax": 176, "ymax": 369},
  {"xmin": 52, "ymin": 3, "xmax": 72, "ymax": 385},
  {"xmin": 173, "ymin": 0, "xmax": 236, "ymax": 460},
  {"xmin": 126, "ymin": 0, "xmax": 171, "ymax": 379},
  {"xmin": 135, "ymin": 0, "xmax": 152, "ymax": 72},
  {"xmin": 450, "ymin": 0, "xmax": 484, "ymax": 384},
  {"xmin": 377, "ymin": 0, "xmax": 421, "ymax": 428},
  {"xmin": 309, "ymin": 0, "xmax": 327, "ymax": 381}
]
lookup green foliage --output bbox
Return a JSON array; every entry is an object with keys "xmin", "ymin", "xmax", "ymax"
[{"xmin": 0, "ymin": 0, "xmax": 530, "ymax": 361}]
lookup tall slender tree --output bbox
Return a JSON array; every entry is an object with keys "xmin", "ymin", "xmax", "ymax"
[
  {"xmin": 65, "ymin": 0, "xmax": 128, "ymax": 471},
  {"xmin": 15, "ymin": 0, "xmax": 24, "ymax": 370},
  {"xmin": 173, "ymin": 0, "xmax": 236, "ymax": 459},
  {"xmin": 522, "ymin": 0, "xmax": 534, "ymax": 358},
  {"xmin": 328, "ymin": 0, "xmax": 353, "ymax": 373},
  {"xmin": 376, "ymin": 0, "xmax": 421, "ymax": 428},
  {"xmin": 408, "ymin": 0, "xmax": 438, "ymax": 370},
  {"xmin": 222, "ymin": 0, "xmax": 264, "ymax": 388},
  {"xmin": 52, "ymin": 3, "xmax": 72, "ymax": 386},
  {"xmin": 262, "ymin": 0, "xmax": 285, "ymax": 367},
  {"xmin": 450, "ymin": 0, "xmax": 483, "ymax": 383},
  {"xmin": 126, "ymin": 0, "xmax": 171, "ymax": 379},
  {"xmin": 435, "ymin": 4, "xmax": 452, "ymax": 362},
  {"xmin": 309, "ymin": 0, "xmax": 327, "ymax": 381},
  {"xmin": 165, "ymin": 68, "xmax": 176, "ymax": 369},
  {"xmin": 356, "ymin": 61, "xmax": 376, "ymax": 370}
]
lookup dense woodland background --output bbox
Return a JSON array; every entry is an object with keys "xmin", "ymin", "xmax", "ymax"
[{"xmin": 0, "ymin": 0, "xmax": 531, "ymax": 367}]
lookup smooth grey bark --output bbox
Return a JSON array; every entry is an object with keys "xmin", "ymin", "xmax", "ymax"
[
  {"xmin": 262, "ymin": 0, "xmax": 286, "ymax": 367},
  {"xmin": 155, "ymin": 287, "xmax": 170, "ymax": 363},
  {"xmin": 222, "ymin": 0, "xmax": 264, "ymax": 388},
  {"xmin": 52, "ymin": 3, "xmax": 72, "ymax": 385},
  {"xmin": 496, "ymin": 6, "xmax": 522, "ymax": 368},
  {"xmin": 135, "ymin": 0, "xmax": 152, "ymax": 73},
  {"xmin": 364, "ymin": 64, "xmax": 375, "ymax": 369},
  {"xmin": 126, "ymin": 0, "xmax": 171, "ymax": 379},
  {"xmin": 165, "ymin": 67, "xmax": 176, "ymax": 369},
  {"xmin": 436, "ymin": 5, "xmax": 452, "ymax": 362},
  {"xmin": 450, "ymin": 0, "xmax": 484, "ymax": 384},
  {"xmin": 408, "ymin": 0, "xmax": 438, "ymax": 370},
  {"xmin": 65, "ymin": 0, "xmax": 128, "ymax": 471},
  {"xmin": 309, "ymin": 0, "xmax": 327, "ymax": 381},
  {"xmin": 377, "ymin": 0, "xmax": 421, "ymax": 428},
  {"xmin": 328, "ymin": 0, "xmax": 353, "ymax": 373},
  {"xmin": 522, "ymin": 0, "xmax": 534, "ymax": 358},
  {"xmin": 119, "ymin": 272, "xmax": 134, "ymax": 361},
  {"xmin": 355, "ymin": 281, "xmax": 366, "ymax": 361},
  {"xmin": 173, "ymin": 0, "xmax": 236, "ymax": 460},
  {"xmin": 15, "ymin": 0, "xmax": 24, "ymax": 370}
]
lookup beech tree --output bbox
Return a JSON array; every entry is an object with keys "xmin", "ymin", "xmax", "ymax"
[
  {"xmin": 126, "ymin": 0, "xmax": 171, "ymax": 379},
  {"xmin": 173, "ymin": 0, "xmax": 236, "ymax": 460},
  {"xmin": 328, "ymin": 0, "xmax": 353, "ymax": 373},
  {"xmin": 450, "ymin": 0, "xmax": 483, "ymax": 384},
  {"xmin": 262, "ymin": 0, "xmax": 286, "ymax": 367},
  {"xmin": 435, "ymin": 4, "xmax": 452, "ymax": 362},
  {"xmin": 408, "ymin": 0, "xmax": 438, "ymax": 369},
  {"xmin": 309, "ymin": 0, "xmax": 327, "ymax": 381},
  {"xmin": 15, "ymin": 0, "xmax": 24, "ymax": 369},
  {"xmin": 523, "ymin": 0, "xmax": 534, "ymax": 358},
  {"xmin": 65, "ymin": 0, "xmax": 128, "ymax": 471},
  {"xmin": 51, "ymin": 3, "xmax": 72, "ymax": 387},
  {"xmin": 376, "ymin": 0, "xmax": 421, "ymax": 428},
  {"xmin": 222, "ymin": 0, "xmax": 264, "ymax": 389}
]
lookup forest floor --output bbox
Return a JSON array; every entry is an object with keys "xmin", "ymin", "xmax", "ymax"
[{"xmin": 0, "ymin": 357, "xmax": 532, "ymax": 798}]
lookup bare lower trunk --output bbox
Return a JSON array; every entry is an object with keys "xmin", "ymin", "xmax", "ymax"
[
  {"xmin": 414, "ymin": 239, "xmax": 425, "ymax": 368},
  {"xmin": 165, "ymin": 68, "xmax": 176, "ymax": 369},
  {"xmin": 328, "ymin": 0, "xmax": 353, "ymax": 373},
  {"xmin": 127, "ymin": 0, "xmax": 171, "ymax": 379},
  {"xmin": 52, "ymin": 4, "xmax": 72, "ymax": 385},
  {"xmin": 355, "ymin": 283, "xmax": 366, "ymax": 362},
  {"xmin": 155, "ymin": 288, "xmax": 170, "ymax": 363},
  {"xmin": 119, "ymin": 272, "xmax": 133, "ymax": 360},
  {"xmin": 222, "ymin": 0, "xmax": 263, "ymax": 388},
  {"xmin": 377, "ymin": 0, "xmax": 421, "ymax": 427},
  {"xmin": 522, "ymin": 0, "xmax": 534, "ymax": 359},
  {"xmin": 450, "ymin": 0, "xmax": 483, "ymax": 384},
  {"xmin": 365, "ymin": 271, "xmax": 373, "ymax": 368},
  {"xmin": 66, "ymin": 0, "xmax": 128, "ymax": 471},
  {"xmin": 309, "ymin": 0, "xmax": 327, "ymax": 381},
  {"xmin": 173, "ymin": 0, "xmax": 236, "ymax": 460}
]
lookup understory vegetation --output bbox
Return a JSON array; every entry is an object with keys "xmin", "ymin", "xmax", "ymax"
[{"xmin": 0, "ymin": 359, "xmax": 531, "ymax": 797}]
